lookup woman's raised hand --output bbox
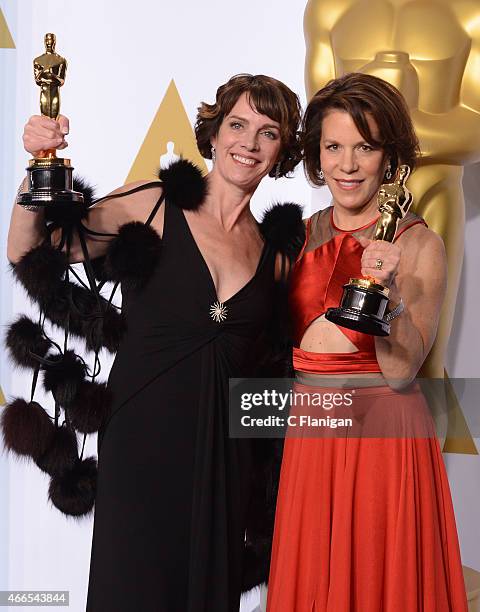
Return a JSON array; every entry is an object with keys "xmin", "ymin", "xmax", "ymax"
[
  {"xmin": 358, "ymin": 235, "xmax": 401, "ymax": 287},
  {"xmin": 22, "ymin": 114, "xmax": 69, "ymax": 158}
]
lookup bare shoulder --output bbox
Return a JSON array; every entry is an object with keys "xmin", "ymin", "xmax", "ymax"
[
  {"xmin": 107, "ymin": 179, "xmax": 161, "ymax": 197},
  {"xmin": 90, "ymin": 179, "xmax": 164, "ymax": 228},
  {"xmin": 397, "ymin": 222, "xmax": 443, "ymax": 253},
  {"xmin": 104, "ymin": 180, "xmax": 163, "ymax": 216},
  {"xmin": 396, "ymin": 223, "xmax": 446, "ymax": 278}
]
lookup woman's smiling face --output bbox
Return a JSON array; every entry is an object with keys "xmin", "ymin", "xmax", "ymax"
[
  {"xmin": 210, "ymin": 91, "xmax": 282, "ymax": 191},
  {"xmin": 319, "ymin": 109, "xmax": 388, "ymax": 214}
]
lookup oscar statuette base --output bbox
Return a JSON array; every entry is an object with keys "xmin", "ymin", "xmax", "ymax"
[
  {"xmin": 18, "ymin": 157, "xmax": 84, "ymax": 207},
  {"xmin": 325, "ymin": 279, "xmax": 391, "ymax": 336}
]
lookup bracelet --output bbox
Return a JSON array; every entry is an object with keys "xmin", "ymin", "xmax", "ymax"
[
  {"xmin": 385, "ymin": 298, "xmax": 404, "ymax": 322},
  {"xmin": 15, "ymin": 180, "xmax": 40, "ymax": 212}
]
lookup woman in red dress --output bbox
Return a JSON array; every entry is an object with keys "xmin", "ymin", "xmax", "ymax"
[{"xmin": 267, "ymin": 73, "xmax": 468, "ymax": 611}]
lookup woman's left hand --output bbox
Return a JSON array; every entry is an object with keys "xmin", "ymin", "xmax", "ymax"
[{"xmin": 357, "ymin": 236, "xmax": 401, "ymax": 287}]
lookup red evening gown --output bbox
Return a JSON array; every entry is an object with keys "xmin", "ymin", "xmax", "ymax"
[{"xmin": 267, "ymin": 207, "xmax": 468, "ymax": 612}]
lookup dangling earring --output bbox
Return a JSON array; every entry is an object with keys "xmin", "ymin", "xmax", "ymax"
[
  {"xmin": 319, "ymin": 169, "xmax": 324, "ymax": 180},
  {"xmin": 211, "ymin": 146, "xmax": 216, "ymax": 164},
  {"xmin": 275, "ymin": 161, "xmax": 281, "ymax": 180},
  {"xmin": 385, "ymin": 163, "xmax": 392, "ymax": 180}
]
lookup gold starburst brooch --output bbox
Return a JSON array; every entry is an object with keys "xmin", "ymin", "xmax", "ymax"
[{"xmin": 209, "ymin": 301, "xmax": 228, "ymax": 322}]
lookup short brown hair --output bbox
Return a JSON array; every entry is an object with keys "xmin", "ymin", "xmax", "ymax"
[
  {"xmin": 303, "ymin": 73, "xmax": 420, "ymax": 186},
  {"xmin": 195, "ymin": 74, "xmax": 302, "ymax": 178}
]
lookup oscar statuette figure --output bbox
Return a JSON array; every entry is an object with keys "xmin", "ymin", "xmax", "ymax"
[
  {"xmin": 17, "ymin": 33, "xmax": 83, "ymax": 207},
  {"xmin": 326, "ymin": 165, "xmax": 412, "ymax": 336}
]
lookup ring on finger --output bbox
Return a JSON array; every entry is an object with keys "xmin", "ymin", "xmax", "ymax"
[{"xmin": 375, "ymin": 258, "xmax": 384, "ymax": 270}]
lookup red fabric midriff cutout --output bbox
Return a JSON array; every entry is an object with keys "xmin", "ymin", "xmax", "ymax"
[
  {"xmin": 293, "ymin": 347, "xmax": 382, "ymax": 374},
  {"xmin": 289, "ymin": 233, "xmax": 377, "ymax": 355},
  {"xmin": 289, "ymin": 216, "xmax": 428, "ymax": 376}
]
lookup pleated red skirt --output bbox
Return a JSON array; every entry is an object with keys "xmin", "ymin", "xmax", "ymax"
[{"xmin": 267, "ymin": 384, "xmax": 468, "ymax": 612}]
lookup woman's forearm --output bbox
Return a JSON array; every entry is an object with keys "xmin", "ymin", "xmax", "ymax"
[
  {"xmin": 375, "ymin": 284, "xmax": 426, "ymax": 387},
  {"xmin": 375, "ymin": 228, "xmax": 447, "ymax": 388},
  {"xmin": 7, "ymin": 177, "xmax": 48, "ymax": 264},
  {"xmin": 375, "ymin": 315, "xmax": 425, "ymax": 388}
]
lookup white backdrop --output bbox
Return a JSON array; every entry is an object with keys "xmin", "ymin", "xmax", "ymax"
[{"xmin": 0, "ymin": 1, "xmax": 478, "ymax": 611}]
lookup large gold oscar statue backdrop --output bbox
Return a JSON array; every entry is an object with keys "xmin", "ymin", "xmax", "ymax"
[{"xmin": 304, "ymin": 0, "xmax": 480, "ymax": 455}]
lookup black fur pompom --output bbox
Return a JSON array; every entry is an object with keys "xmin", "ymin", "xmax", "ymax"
[
  {"xmin": 72, "ymin": 176, "xmax": 96, "ymax": 207},
  {"xmin": 102, "ymin": 222, "xmax": 162, "ymax": 290},
  {"xmin": 48, "ymin": 456, "xmax": 97, "ymax": 517},
  {"xmin": 39, "ymin": 281, "xmax": 100, "ymax": 345},
  {"xmin": 260, "ymin": 202, "xmax": 305, "ymax": 261},
  {"xmin": 159, "ymin": 158, "xmax": 207, "ymax": 210},
  {"xmin": 36, "ymin": 424, "xmax": 78, "ymax": 477},
  {"xmin": 37, "ymin": 282, "xmax": 70, "ymax": 329},
  {"xmin": 13, "ymin": 244, "xmax": 68, "ymax": 303},
  {"xmin": 68, "ymin": 381, "xmax": 112, "ymax": 433},
  {"xmin": 80, "ymin": 303, "xmax": 126, "ymax": 353},
  {"xmin": 57, "ymin": 283, "xmax": 115, "ymax": 351},
  {"xmin": 104, "ymin": 221, "xmax": 162, "ymax": 289},
  {"xmin": 37, "ymin": 281, "xmax": 125, "ymax": 353},
  {"xmin": 6, "ymin": 315, "xmax": 51, "ymax": 369},
  {"xmin": 43, "ymin": 350, "xmax": 87, "ymax": 406},
  {"xmin": 1, "ymin": 399, "xmax": 54, "ymax": 460}
]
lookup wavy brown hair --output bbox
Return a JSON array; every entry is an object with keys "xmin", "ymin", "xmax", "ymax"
[
  {"xmin": 195, "ymin": 74, "xmax": 302, "ymax": 178},
  {"xmin": 303, "ymin": 73, "xmax": 420, "ymax": 187}
]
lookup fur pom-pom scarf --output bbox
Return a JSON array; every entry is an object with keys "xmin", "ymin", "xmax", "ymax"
[{"xmin": 2, "ymin": 158, "xmax": 304, "ymax": 589}]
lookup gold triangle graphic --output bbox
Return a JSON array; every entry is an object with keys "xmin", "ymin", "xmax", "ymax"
[
  {"xmin": 443, "ymin": 370, "xmax": 478, "ymax": 455},
  {"xmin": 125, "ymin": 79, "xmax": 207, "ymax": 184},
  {"xmin": 0, "ymin": 9, "xmax": 15, "ymax": 48},
  {"xmin": 0, "ymin": 385, "xmax": 5, "ymax": 406}
]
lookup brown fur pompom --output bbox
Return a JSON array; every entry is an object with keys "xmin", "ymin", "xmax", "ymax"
[
  {"xmin": 48, "ymin": 456, "xmax": 97, "ymax": 517},
  {"xmin": 6, "ymin": 316, "xmax": 51, "ymax": 369},
  {"xmin": 68, "ymin": 381, "xmax": 112, "ymax": 434},
  {"xmin": 1, "ymin": 399, "xmax": 54, "ymax": 460},
  {"xmin": 36, "ymin": 425, "xmax": 78, "ymax": 477}
]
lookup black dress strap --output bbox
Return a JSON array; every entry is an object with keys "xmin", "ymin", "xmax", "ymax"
[
  {"xmin": 79, "ymin": 181, "xmax": 164, "ymax": 238},
  {"xmin": 145, "ymin": 191, "xmax": 165, "ymax": 227}
]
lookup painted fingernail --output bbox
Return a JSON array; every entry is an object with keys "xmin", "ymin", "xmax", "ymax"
[{"xmin": 61, "ymin": 127, "xmax": 69, "ymax": 135}]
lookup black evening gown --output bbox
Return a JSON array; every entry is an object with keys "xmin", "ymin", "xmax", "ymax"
[{"xmin": 86, "ymin": 199, "xmax": 276, "ymax": 611}]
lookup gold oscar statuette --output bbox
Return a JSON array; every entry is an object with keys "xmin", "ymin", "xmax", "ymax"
[
  {"xmin": 325, "ymin": 165, "xmax": 413, "ymax": 336},
  {"xmin": 17, "ymin": 33, "xmax": 83, "ymax": 207}
]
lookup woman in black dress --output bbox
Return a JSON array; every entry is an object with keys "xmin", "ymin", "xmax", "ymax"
[{"xmin": 7, "ymin": 74, "xmax": 303, "ymax": 611}]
